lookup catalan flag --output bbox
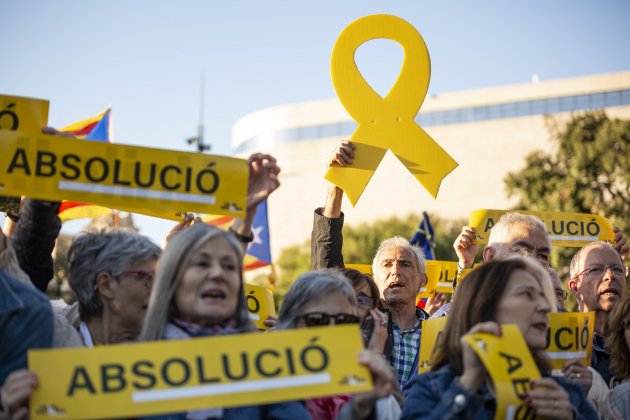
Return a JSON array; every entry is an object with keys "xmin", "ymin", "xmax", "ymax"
[
  {"xmin": 57, "ymin": 109, "xmax": 114, "ymax": 222},
  {"xmin": 203, "ymin": 200, "xmax": 272, "ymax": 271}
]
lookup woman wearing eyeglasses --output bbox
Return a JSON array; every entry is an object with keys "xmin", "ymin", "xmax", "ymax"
[
  {"xmin": 1, "ymin": 229, "xmax": 162, "ymax": 418},
  {"xmin": 277, "ymin": 269, "xmax": 401, "ymax": 420},
  {"xmin": 605, "ymin": 294, "xmax": 630, "ymax": 419},
  {"xmin": 401, "ymin": 258, "xmax": 597, "ymax": 420},
  {"xmin": 137, "ymin": 223, "xmax": 310, "ymax": 419}
]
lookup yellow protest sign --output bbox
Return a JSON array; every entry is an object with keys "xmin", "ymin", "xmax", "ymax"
[
  {"xmin": 325, "ymin": 14, "xmax": 458, "ymax": 205},
  {"xmin": 0, "ymin": 131, "xmax": 248, "ymax": 219},
  {"xmin": 0, "ymin": 94, "xmax": 50, "ymax": 212},
  {"xmin": 464, "ymin": 324, "xmax": 541, "ymax": 420},
  {"xmin": 29, "ymin": 325, "xmax": 371, "ymax": 419},
  {"xmin": 469, "ymin": 209, "xmax": 615, "ymax": 248},
  {"xmin": 0, "ymin": 94, "xmax": 49, "ymax": 134},
  {"xmin": 417, "ymin": 263, "xmax": 439, "ymax": 298},
  {"xmin": 418, "ymin": 316, "xmax": 447, "ymax": 373},
  {"xmin": 245, "ymin": 283, "xmax": 276, "ymax": 330},
  {"xmin": 544, "ymin": 312, "xmax": 594, "ymax": 370},
  {"xmin": 345, "ymin": 263, "xmax": 373, "ymax": 275},
  {"xmin": 426, "ymin": 261, "xmax": 457, "ymax": 294}
]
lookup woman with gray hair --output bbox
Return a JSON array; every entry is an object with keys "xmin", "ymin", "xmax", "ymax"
[
  {"xmin": 278, "ymin": 269, "xmax": 401, "ymax": 420},
  {"xmin": 67, "ymin": 229, "xmax": 161, "ymax": 346},
  {"xmin": 138, "ymin": 222, "xmax": 309, "ymax": 419},
  {"xmin": 1, "ymin": 229, "xmax": 161, "ymax": 418}
]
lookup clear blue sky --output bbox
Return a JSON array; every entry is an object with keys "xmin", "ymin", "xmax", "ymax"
[{"xmin": 1, "ymin": 0, "xmax": 629, "ymax": 244}]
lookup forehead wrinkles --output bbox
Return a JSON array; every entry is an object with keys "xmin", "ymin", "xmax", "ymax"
[
  {"xmin": 379, "ymin": 248, "xmax": 415, "ymax": 264},
  {"xmin": 581, "ymin": 245, "xmax": 623, "ymax": 269}
]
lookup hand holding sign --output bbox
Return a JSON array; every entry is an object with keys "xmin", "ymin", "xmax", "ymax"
[
  {"xmin": 463, "ymin": 324, "xmax": 542, "ymax": 419},
  {"xmin": 325, "ymin": 15, "xmax": 458, "ymax": 205}
]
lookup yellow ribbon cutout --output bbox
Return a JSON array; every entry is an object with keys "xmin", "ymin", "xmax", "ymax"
[{"xmin": 325, "ymin": 14, "xmax": 458, "ymax": 205}]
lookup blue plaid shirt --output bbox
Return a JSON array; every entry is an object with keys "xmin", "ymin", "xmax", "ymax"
[{"xmin": 391, "ymin": 307, "xmax": 426, "ymax": 393}]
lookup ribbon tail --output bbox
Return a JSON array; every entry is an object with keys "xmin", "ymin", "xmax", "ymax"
[{"xmin": 393, "ymin": 128, "xmax": 458, "ymax": 199}]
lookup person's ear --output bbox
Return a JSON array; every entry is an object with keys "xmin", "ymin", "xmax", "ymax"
[
  {"xmin": 567, "ymin": 277, "xmax": 579, "ymax": 295},
  {"xmin": 420, "ymin": 272, "xmax": 427, "ymax": 288},
  {"xmin": 95, "ymin": 272, "xmax": 115, "ymax": 301},
  {"xmin": 483, "ymin": 246, "xmax": 495, "ymax": 262}
]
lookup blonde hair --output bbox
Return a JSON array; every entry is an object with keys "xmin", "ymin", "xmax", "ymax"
[{"xmin": 139, "ymin": 223, "xmax": 252, "ymax": 341}]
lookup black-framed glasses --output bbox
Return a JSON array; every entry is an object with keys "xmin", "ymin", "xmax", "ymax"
[
  {"xmin": 122, "ymin": 269, "xmax": 155, "ymax": 287},
  {"xmin": 573, "ymin": 264, "xmax": 628, "ymax": 280},
  {"xmin": 356, "ymin": 293, "xmax": 377, "ymax": 309},
  {"xmin": 554, "ymin": 289, "xmax": 569, "ymax": 301},
  {"xmin": 297, "ymin": 312, "xmax": 360, "ymax": 327}
]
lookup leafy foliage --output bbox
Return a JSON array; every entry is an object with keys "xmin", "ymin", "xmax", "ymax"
[
  {"xmin": 505, "ymin": 112, "xmax": 629, "ymax": 232},
  {"xmin": 505, "ymin": 112, "xmax": 630, "ymax": 303}
]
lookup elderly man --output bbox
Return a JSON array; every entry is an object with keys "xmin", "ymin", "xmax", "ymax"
[
  {"xmin": 311, "ymin": 140, "xmax": 428, "ymax": 394},
  {"xmin": 427, "ymin": 212, "xmax": 553, "ymax": 319},
  {"xmin": 568, "ymin": 241, "xmax": 628, "ymax": 384}
]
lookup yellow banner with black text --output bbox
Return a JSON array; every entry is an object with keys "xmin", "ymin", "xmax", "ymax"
[
  {"xmin": 0, "ymin": 131, "xmax": 248, "ymax": 219},
  {"xmin": 0, "ymin": 94, "xmax": 49, "ymax": 212},
  {"xmin": 244, "ymin": 283, "xmax": 276, "ymax": 330},
  {"xmin": 469, "ymin": 209, "xmax": 615, "ymax": 247},
  {"xmin": 29, "ymin": 325, "xmax": 371, "ymax": 419},
  {"xmin": 464, "ymin": 324, "xmax": 542, "ymax": 420}
]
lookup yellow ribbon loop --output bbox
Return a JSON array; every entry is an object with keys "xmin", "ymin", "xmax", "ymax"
[{"xmin": 325, "ymin": 15, "xmax": 458, "ymax": 205}]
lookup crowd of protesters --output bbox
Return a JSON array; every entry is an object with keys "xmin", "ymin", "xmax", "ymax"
[{"xmin": 0, "ymin": 136, "xmax": 629, "ymax": 419}]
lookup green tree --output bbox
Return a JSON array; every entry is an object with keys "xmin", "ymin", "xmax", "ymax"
[
  {"xmin": 504, "ymin": 112, "xmax": 630, "ymax": 300},
  {"xmin": 505, "ymin": 112, "xmax": 629, "ymax": 233}
]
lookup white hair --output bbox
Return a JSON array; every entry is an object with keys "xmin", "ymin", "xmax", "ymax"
[
  {"xmin": 371, "ymin": 236, "xmax": 426, "ymax": 282},
  {"xmin": 488, "ymin": 212, "xmax": 550, "ymax": 256}
]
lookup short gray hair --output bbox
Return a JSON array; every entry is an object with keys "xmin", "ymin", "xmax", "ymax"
[
  {"xmin": 277, "ymin": 269, "xmax": 358, "ymax": 330},
  {"xmin": 569, "ymin": 241, "xmax": 621, "ymax": 279},
  {"xmin": 371, "ymin": 236, "xmax": 426, "ymax": 280},
  {"xmin": 68, "ymin": 229, "xmax": 161, "ymax": 321},
  {"xmin": 139, "ymin": 223, "xmax": 252, "ymax": 341},
  {"xmin": 488, "ymin": 212, "xmax": 550, "ymax": 254}
]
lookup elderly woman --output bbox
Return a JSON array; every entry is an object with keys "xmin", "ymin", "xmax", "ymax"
[
  {"xmin": 66, "ymin": 229, "xmax": 162, "ymax": 345},
  {"xmin": 605, "ymin": 294, "xmax": 630, "ymax": 419},
  {"xmin": 1, "ymin": 229, "xmax": 161, "ymax": 417},
  {"xmin": 401, "ymin": 258, "xmax": 597, "ymax": 419},
  {"xmin": 277, "ymin": 269, "xmax": 400, "ymax": 420},
  {"xmin": 138, "ymin": 223, "xmax": 309, "ymax": 419}
]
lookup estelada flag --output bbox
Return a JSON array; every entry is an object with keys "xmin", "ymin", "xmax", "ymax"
[
  {"xmin": 57, "ymin": 108, "xmax": 114, "ymax": 222},
  {"xmin": 203, "ymin": 199, "xmax": 272, "ymax": 271}
]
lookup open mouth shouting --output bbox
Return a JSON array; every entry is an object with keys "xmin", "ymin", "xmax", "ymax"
[{"xmin": 201, "ymin": 288, "xmax": 227, "ymax": 301}]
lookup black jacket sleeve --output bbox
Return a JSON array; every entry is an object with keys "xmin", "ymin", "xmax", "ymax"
[
  {"xmin": 12, "ymin": 199, "xmax": 62, "ymax": 292},
  {"xmin": 310, "ymin": 208, "xmax": 345, "ymax": 270}
]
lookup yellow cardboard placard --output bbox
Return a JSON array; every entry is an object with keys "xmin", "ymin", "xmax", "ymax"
[
  {"xmin": 325, "ymin": 14, "xmax": 458, "ymax": 205},
  {"xmin": 464, "ymin": 324, "xmax": 541, "ymax": 420},
  {"xmin": 244, "ymin": 283, "xmax": 276, "ymax": 330},
  {"xmin": 469, "ymin": 209, "xmax": 615, "ymax": 248},
  {"xmin": 418, "ymin": 316, "xmax": 448, "ymax": 373},
  {"xmin": 417, "ymin": 263, "xmax": 439, "ymax": 298},
  {"xmin": 29, "ymin": 325, "xmax": 371, "ymax": 419},
  {"xmin": 0, "ymin": 94, "xmax": 49, "ymax": 134},
  {"xmin": 544, "ymin": 312, "xmax": 594, "ymax": 370},
  {"xmin": 345, "ymin": 263, "xmax": 373, "ymax": 275},
  {"xmin": 427, "ymin": 261, "xmax": 457, "ymax": 294},
  {"xmin": 0, "ymin": 94, "xmax": 50, "ymax": 212},
  {"xmin": 0, "ymin": 131, "xmax": 248, "ymax": 219}
]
